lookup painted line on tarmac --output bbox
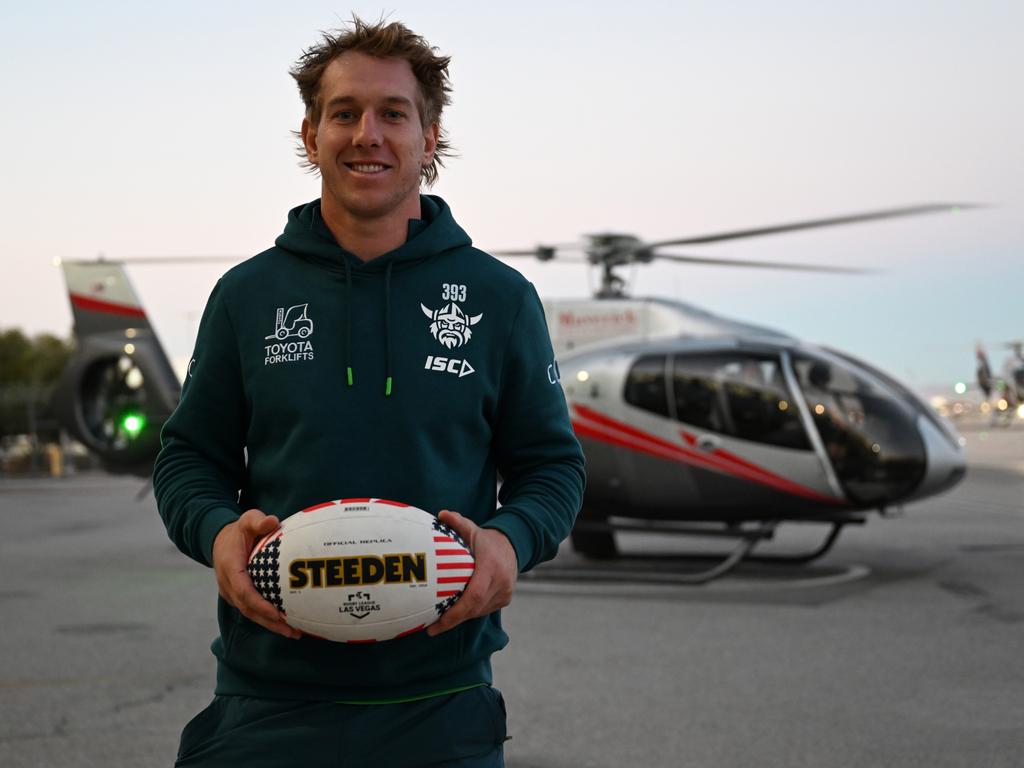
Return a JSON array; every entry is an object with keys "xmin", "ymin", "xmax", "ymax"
[{"xmin": 518, "ymin": 564, "xmax": 871, "ymax": 597}]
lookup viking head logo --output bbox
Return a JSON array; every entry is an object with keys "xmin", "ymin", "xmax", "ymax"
[{"xmin": 421, "ymin": 302, "xmax": 483, "ymax": 349}]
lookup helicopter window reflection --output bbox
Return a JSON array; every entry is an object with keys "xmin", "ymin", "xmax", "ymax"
[
  {"xmin": 624, "ymin": 355, "xmax": 671, "ymax": 417},
  {"xmin": 791, "ymin": 354, "xmax": 926, "ymax": 504},
  {"xmin": 670, "ymin": 354, "xmax": 811, "ymax": 450}
]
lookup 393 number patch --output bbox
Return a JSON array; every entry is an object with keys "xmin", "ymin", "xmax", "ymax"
[{"xmin": 441, "ymin": 283, "xmax": 467, "ymax": 302}]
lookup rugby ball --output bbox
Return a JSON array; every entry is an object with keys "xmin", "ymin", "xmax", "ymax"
[{"xmin": 247, "ymin": 498, "xmax": 474, "ymax": 643}]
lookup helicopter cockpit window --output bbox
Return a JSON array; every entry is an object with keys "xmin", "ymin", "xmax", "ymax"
[
  {"xmin": 791, "ymin": 354, "xmax": 925, "ymax": 504},
  {"xmin": 670, "ymin": 353, "xmax": 811, "ymax": 450},
  {"xmin": 624, "ymin": 355, "xmax": 671, "ymax": 417}
]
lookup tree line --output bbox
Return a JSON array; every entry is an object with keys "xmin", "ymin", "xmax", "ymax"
[{"xmin": 0, "ymin": 328, "xmax": 73, "ymax": 439}]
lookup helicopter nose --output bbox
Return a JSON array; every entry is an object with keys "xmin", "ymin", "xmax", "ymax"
[{"xmin": 912, "ymin": 415, "xmax": 967, "ymax": 499}]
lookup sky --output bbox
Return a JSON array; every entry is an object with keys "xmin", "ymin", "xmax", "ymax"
[{"xmin": 1, "ymin": 1, "xmax": 1021, "ymax": 390}]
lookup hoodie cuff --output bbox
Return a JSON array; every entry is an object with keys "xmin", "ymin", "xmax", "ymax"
[
  {"xmin": 481, "ymin": 511, "xmax": 535, "ymax": 573},
  {"xmin": 198, "ymin": 507, "xmax": 242, "ymax": 567}
]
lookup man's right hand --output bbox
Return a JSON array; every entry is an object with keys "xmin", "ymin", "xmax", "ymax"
[{"xmin": 212, "ymin": 508, "xmax": 301, "ymax": 640}]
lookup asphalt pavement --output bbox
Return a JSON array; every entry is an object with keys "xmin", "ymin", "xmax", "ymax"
[{"xmin": 1, "ymin": 424, "xmax": 1022, "ymax": 767}]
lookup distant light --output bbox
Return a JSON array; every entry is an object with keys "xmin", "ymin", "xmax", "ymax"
[
  {"xmin": 125, "ymin": 367, "xmax": 144, "ymax": 390},
  {"xmin": 52, "ymin": 257, "xmax": 63, "ymax": 267},
  {"xmin": 1018, "ymin": 405, "xmax": 1024, "ymax": 419},
  {"xmin": 997, "ymin": 399, "xmax": 1009, "ymax": 411},
  {"xmin": 980, "ymin": 401, "xmax": 991, "ymax": 414},
  {"xmin": 958, "ymin": 436, "xmax": 967, "ymax": 447},
  {"xmin": 576, "ymin": 370, "xmax": 590, "ymax": 383},
  {"xmin": 954, "ymin": 382, "xmax": 967, "ymax": 395},
  {"xmin": 124, "ymin": 343, "xmax": 136, "ymax": 355},
  {"xmin": 122, "ymin": 413, "xmax": 145, "ymax": 437},
  {"xmin": 778, "ymin": 400, "xmax": 789, "ymax": 411},
  {"xmin": 814, "ymin": 404, "xmax": 825, "ymax": 415},
  {"xmin": 871, "ymin": 443, "xmax": 881, "ymax": 453},
  {"xmin": 952, "ymin": 403, "xmax": 964, "ymax": 415},
  {"xmin": 125, "ymin": 328, "xmax": 137, "ymax": 339}
]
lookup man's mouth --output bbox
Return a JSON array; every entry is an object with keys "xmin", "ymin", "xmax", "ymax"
[{"xmin": 345, "ymin": 162, "xmax": 389, "ymax": 174}]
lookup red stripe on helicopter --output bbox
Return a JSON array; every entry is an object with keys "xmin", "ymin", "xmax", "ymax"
[
  {"xmin": 69, "ymin": 293, "xmax": 147, "ymax": 319},
  {"xmin": 571, "ymin": 404, "xmax": 842, "ymax": 504},
  {"xmin": 574, "ymin": 405, "xmax": 781, "ymax": 488}
]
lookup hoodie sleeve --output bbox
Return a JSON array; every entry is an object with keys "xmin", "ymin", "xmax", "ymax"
[
  {"xmin": 483, "ymin": 284, "xmax": 586, "ymax": 572},
  {"xmin": 152, "ymin": 279, "xmax": 247, "ymax": 567}
]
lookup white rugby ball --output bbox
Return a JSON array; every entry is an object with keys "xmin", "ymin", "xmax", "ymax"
[{"xmin": 247, "ymin": 498, "xmax": 474, "ymax": 643}]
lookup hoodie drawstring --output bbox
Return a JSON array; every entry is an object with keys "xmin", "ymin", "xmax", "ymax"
[
  {"xmin": 341, "ymin": 258, "xmax": 393, "ymax": 397},
  {"xmin": 384, "ymin": 261, "xmax": 394, "ymax": 397},
  {"xmin": 343, "ymin": 258, "xmax": 353, "ymax": 387}
]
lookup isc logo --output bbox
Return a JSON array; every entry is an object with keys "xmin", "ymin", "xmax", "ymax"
[{"xmin": 424, "ymin": 355, "xmax": 475, "ymax": 378}]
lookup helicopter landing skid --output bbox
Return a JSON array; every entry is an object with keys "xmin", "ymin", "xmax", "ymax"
[
  {"xmin": 744, "ymin": 516, "xmax": 865, "ymax": 565},
  {"xmin": 570, "ymin": 514, "xmax": 866, "ymax": 584}
]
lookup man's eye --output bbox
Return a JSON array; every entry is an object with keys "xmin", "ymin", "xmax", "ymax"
[
  {"xmin": 334, "ymin": 110, "xmax": 355, "ymax": 121},
  {"xmin": 384, "ymin": 110, "xmax": 405, "ymax": 120}
]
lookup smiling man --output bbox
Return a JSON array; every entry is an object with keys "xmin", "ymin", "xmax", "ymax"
[{"xmin": 153, "ymin": 17, "xmax": 584, "ymax": 768}]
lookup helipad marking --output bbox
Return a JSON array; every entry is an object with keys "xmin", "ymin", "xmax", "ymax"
[{"xmin": 519, "ymin": 564, "xmax": 870, "ymax": 596}]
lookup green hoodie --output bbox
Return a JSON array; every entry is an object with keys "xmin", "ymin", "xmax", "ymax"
[{"xmin": 153, "ymin": 195, "xmax": 585, "ymax": 702}]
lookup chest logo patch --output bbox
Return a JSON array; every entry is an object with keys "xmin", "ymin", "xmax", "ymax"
[
  {"xmin": 264, "ymin": 303, "xmax": 315, "ymax": 366},
  {"xmin": 421, "ymin": 301, "xmax": 482, "ymax": 350}
]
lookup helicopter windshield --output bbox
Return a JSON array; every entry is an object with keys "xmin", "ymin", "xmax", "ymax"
[{"xmin": 790, "ymin": 353, "xmax": 926, "ymax": 504}]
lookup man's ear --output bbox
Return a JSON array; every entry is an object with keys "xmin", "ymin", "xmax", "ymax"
[
  {"xmin": 422, "ymin": 122, "xmax": 440, "ymax": 164},
  {"xmin": 301, "ymin": 117, "xmax": 318, "ymax": 165}
]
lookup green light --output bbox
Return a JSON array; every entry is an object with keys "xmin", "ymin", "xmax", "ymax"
[{"xmin": 122, "ymin": 413, "xmax": 146, "ymax": 437}]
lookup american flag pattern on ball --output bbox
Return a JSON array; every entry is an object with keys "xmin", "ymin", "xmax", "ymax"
[
  {"xmin": 247, "ymin": 534, "xmax": 284, "ymax": 612},
  {"xmin": 246, "ymin": 498, "xmax": 475, "ymax": 643}
]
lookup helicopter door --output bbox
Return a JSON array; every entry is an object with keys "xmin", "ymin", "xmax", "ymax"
[
  {"xmin": 619, "ymin": 351, "xmax": 833, "ymax": 517},
  {"xmin": 665, "ymin": 352, "xmax": 834, "ymax": 512}
]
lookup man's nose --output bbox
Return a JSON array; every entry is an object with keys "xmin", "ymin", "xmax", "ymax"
[{"xmin": 354, "ymin": 113, "xmax": 382, "ymax": 147}]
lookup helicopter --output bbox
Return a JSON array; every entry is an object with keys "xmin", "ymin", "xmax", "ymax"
[
  {"xmin": 53, "ymin": 203, "xmax": 971, "ymax": 580},
  {"xmin": 973, "ymin": 341, "xmax": 1024, "ymax": 424}
]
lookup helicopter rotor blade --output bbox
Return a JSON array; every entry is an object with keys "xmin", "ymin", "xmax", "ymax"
[
  {"xmin": 654, "ymin": 252, "xmax": 874, "ymax": 273},
  {"xmin": 108, "ymin": 256, "xmax": 246, "ymax": 265},
  {"xmin": 645, "ymin": 203, "xmax": 981, "ymax": 249},
  {"xmin": 490, "ymin": 243, "xmax": 586, "ymax": 261}
]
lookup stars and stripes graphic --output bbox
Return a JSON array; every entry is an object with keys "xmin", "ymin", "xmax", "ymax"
[
  {"xmin": 432, "ymin": 518, "xmax": 474, "ymax": 615},
  {"xmin": 247, "ymin": 536, "xmax": 284, "ymax": 612}
]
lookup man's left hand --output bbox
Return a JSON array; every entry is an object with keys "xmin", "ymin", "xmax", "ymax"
[{"xmin": 427, "ymin": 509, "xmax": 518, "ymax": 637}]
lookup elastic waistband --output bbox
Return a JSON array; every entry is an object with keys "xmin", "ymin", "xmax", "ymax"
[{"xmin": 214, "ymin": 657, "xmax": 493, "ymax": 703}]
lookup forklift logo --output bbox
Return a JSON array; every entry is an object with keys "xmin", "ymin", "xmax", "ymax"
[
  {"xmin": 266, "ymin": 304, "xmax": 314, "ymax": 341},
  {"xmin": 421, "ymin": 302, "xmax": 482, "ymax": 350},
  {"xmin": 264, "ymin": 304, "xmax": 315, "ymax": 367}
]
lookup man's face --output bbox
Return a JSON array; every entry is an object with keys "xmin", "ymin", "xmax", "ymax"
[{"xmin": 302, "ymin": 52, "xmax": 439, "ymax": 223}]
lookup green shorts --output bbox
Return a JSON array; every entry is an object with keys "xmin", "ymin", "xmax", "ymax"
[{"xmin": 174, "ymin": 685, "xmax": 507, "ymax": 767}]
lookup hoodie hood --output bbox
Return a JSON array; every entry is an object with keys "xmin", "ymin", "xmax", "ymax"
[
  {"xmin": 274, "ymin": 195, "xmax": 473, "ymax": 274},
  {"xmin": 271, "ymin": 195, "xmax": 474, "ymax": 397}
]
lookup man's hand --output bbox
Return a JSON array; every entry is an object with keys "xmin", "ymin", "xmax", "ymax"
[
  {"xmin": 212, "ymin": 508, "xmax": 301, "ymax": 640},
  {"xmin": 427, "ymin": 510, "xmax": 518, "ymax": 637}
]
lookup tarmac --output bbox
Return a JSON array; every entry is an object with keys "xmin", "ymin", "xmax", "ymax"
[{"xmin": 1, "ymin": 421, "xmax": 1021, "ymax": 767}]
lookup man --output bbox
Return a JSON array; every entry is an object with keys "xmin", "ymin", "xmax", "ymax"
[{"xmin": 153, "ymin": 17, "xmax": 585, "ymax": 768}]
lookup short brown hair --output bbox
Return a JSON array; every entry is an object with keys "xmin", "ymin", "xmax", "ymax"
[{"xmin": 291, "ymin": 17, "xmax": 453, "ymax": 186}]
